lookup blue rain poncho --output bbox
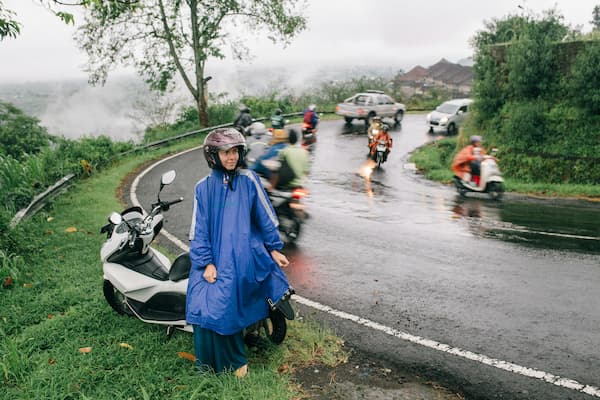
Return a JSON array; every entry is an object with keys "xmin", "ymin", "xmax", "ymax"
[{"xmin": 186, "ymin": 168, "xmax": 290, "ymax": 335}]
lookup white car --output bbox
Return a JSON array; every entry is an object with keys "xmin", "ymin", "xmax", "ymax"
[
  {"xmin": 336, "ymin": 90, "xmax": 406, "ymax": 126},
  {"xmin": 426, "ymin": 98, "xmax": 473, "ymax": 135}
]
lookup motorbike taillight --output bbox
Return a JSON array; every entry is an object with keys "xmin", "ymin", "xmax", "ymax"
[{"xmin": 292, "ymin": 188, "xmax": 308, "ymax": 200}]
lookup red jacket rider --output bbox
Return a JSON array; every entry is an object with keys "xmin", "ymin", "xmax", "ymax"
[{"xmin": 369, "ymin": 125, "xmax": 392, "ymax": 161}]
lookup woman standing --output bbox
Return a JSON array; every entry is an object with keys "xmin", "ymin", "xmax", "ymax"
[{"xmin": 187, "ymin": 128, "xmax": 291, "ymax": 377}]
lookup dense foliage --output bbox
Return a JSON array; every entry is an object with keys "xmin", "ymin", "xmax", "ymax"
[
  {"xmin": 0, "ymin": 102, "xmax": 52, "ymax": 159},
  {"xmin": 470, "ymin": 10, "xmax": 600, "ymax": 184},
  {"xmin": 0, "ymin": 102, "xmax": 133, "ymax": 273}
]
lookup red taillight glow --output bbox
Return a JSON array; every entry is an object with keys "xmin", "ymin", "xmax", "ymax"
[
  {"xmin": 335, "ymin": 105, "xmax": 340, "ymax": 112},
  {"xmin": 292, "ymin": 188, "xmax": 308, "ymax": 200}
]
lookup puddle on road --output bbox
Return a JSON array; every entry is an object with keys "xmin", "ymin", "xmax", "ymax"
[
  {"xmin": 305, "ymin": 119, "xmax": 600, "ymax": 255},
  {"xmin": 450, "ymin": 197, "xmax": 600, "ymax": 254},
  {"xmin": 309, "ymin": 169, "xmax": 600, "ymax": 254}
]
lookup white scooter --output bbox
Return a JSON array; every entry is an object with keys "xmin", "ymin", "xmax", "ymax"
[
  {"xmin": 100, "ymin": 170, "xmax": 293, "ymax": 342},
  {"xmin": 453, "ymin": 149, "xmax": 505, "ymax": 200}
]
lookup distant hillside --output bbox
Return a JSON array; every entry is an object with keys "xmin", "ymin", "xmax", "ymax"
[{"xmin": 395, "ymin": 58, "xmax": 473, "ymax": 98}]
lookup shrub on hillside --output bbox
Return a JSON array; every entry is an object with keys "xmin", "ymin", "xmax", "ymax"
[
  {"xmin": 0, "ymin": 102, "xmax": 53, "ymax": 159},
  {"xmin": 568, "ymin": 40, "xmax": 600, "ymax": 114}
]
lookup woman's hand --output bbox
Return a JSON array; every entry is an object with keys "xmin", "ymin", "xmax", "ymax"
[
  {"xmin": 271, "ymin": 250, "xmax": 289, "ymax": 268},
  {"xmin": 203, "ymin": 263, "xmax": 217, "ymax": 283}
]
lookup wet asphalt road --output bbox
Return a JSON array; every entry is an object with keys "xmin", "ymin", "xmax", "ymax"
[{"xmin": 133, "ymin": 115, "xmax": 600, "ymax": 400}]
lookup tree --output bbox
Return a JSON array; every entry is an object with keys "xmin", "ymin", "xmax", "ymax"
[
  {"xmin": 0, "ymin": 0, "xmax": 21, "ymax": 39},
  {"xmin": 76, "ymin": 0, "xmax": 307, "ymax": 127},
  {"xmin": 0, "ymin": 1, "xmax": 136, "ymax": 40},
  {"xmin": 591, "ymin": 5, "xmax": 600, "ymax": 31}
]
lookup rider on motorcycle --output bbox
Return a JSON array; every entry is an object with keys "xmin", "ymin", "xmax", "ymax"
[
  {"xmin": 250, "ymin": 129, "xmax": 289, "ymax": 179},
  {"xmin": 452, "ymin": 135, "xmax": 487, "ymax": 186},
  {"xmin": 270, "ymin": 108, "xmax": 285, "ymax": 130},
  {"xmin": 302, "ymin": 104, "xmax": 319, "ymax": 131},
  {"xmin": 233, "ymin": 105, "xmax": 253, "ymax": 135},
  {"xmin": 367, "ymin": 116, "xmax": 384, "ymax": 146},
  {"xmin": 270, "ymin": 129, "xmax": 310, "ymax": 190},
  {"xmin": 369, "ymin": 123, "xmax": 392, "ymax": 162}
]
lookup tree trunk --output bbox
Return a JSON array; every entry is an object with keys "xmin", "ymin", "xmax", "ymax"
[{"xmin": 197, "ymin": 94, "xmax": 209, "ymax": 127}]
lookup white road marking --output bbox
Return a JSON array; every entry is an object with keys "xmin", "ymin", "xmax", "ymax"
[
  {"xmin": 291, "ymin": 295, "xmax": 600, "ymax": 398},
  {"xmin": 491, "ymin": 226, "xmax": 600, "ymax": 241},
  {"xmin": 132, "ymin": 151, "xmax": 600, "ymax": 398}
]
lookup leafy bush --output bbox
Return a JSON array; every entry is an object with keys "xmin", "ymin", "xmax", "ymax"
[
  {"xmin": 568, "ymin": 40, "xmax": 600, "ymax": 114},
  {"xmin": 505, "ymin": 34, "xmax": 560, "ymax": 100},
  {"xmin": 498, "ymin": 100, "xmax": 548, "ymax": 152},
  {"xmin": 0, "ymin": 102, "xmax": 53, "ymax": 159},
  {"xmin": 470, "ymin": 9, "xmax": 600, "ymax": 184}
]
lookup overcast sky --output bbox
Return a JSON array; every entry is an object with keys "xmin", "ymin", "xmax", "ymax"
[{"xmin": 0, "ymin": 0, "xmax": 598, "ymax": 84}]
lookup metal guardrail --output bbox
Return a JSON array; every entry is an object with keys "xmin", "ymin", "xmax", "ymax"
[
  {"xmin": 10, "ymin": 110, "xmax": 333, "ymax": 227},
  {"xmin": 10, "ymin": 173, "xmax": 76, "ymax": 228}
]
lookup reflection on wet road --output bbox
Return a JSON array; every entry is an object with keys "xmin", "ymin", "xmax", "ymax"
[
  {"xmin": 304, "ymin": 117, "xmax": 600, "ymax": 254},
  {"xmin": 276, "ymin": 116, "xmax": 600, "ymax": 399}
]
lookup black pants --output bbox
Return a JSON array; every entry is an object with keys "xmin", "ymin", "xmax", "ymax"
[{"xmin": 470, "ymin": 160, "xmax": 481, "ymax": 176}]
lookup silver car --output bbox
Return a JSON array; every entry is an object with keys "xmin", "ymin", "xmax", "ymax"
[{"xmin": 426, "ymin": 98, "xmax": 473, "ymax": 135}]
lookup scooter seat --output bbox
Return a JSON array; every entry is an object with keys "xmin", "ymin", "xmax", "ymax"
[
  {"xmin": 169, "ymin": 252, "xmax": 191, "ymax": 282},
  {"xmin": 120, "ymin": 249, "xmax": 169, "ymax": 281}
]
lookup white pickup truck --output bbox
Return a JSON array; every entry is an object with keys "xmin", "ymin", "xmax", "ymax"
[{"xmin": 335, "ymin": 90, "xmax": 406, "ymax": 126}]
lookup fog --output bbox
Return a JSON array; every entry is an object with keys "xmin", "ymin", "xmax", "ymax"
[{"xmin": 0, "ymin": 0, "xmax": 597, "ymax": 141}]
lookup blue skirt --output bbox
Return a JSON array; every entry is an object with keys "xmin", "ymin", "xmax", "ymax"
[{"xmin": 193, "ymin": 325, "xmax": 247, "ymax": 373}]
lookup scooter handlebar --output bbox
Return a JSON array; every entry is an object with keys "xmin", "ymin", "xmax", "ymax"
[
  {"xmin": 150, "ymin": 197, "xmax": 184, "ymax": 214},
  {"xmin": 163, "ymin": 197, "xmax": 184, "ymax": 210}
]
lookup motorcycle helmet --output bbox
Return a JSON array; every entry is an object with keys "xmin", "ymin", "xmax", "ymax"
[
  {"xmin": 381, "ymin": 124, "xmax": 389, "ymax": 132},
  {"xmin": 470, "ymin": 135, "xmax": 483, "ymax": 144},
  {"xmin": 270, "ymin": 129, "xmax": 289, "ymax": 145},
  {"xmin": 275, "ymin": 108, "xmax": 283, "ymax": 115},
  {"xmin": 308, "ymin": 104, "xmax": 317, "ymax": 111},
  {"xmin": 203, "ymin": 128, "xmax": 247, "ymax": 171},
  {"xmin": 248, "ymin": 121, "xmax": 267, "ymax": 136}
]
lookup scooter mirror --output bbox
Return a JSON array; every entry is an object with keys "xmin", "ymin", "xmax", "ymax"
[
  {"xmin": 161, "ymin": 170, "xmax": 177, "ymax": 187},
  {"xmin": 109, "ymin": 212, "xmax": 123, "ymax": 225}
]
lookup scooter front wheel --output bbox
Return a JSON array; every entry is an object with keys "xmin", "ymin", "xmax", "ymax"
[{"xmin": 103, "ymin": 280, "xmax": 134, "ymax": 316}]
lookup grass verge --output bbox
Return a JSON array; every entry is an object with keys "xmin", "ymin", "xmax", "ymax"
[
  {"xmin": 1, "ymin": 139, "xmax": 346, "ymax": 400},
  {"xmin": 409, "ymin": 136, "xmax": 600, "ymax": 200}
]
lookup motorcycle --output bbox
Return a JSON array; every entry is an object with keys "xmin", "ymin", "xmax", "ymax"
[
  {"xmin": 301, "ymin": 122, "xmax": 317, "ymax": 152},
  {"xmin": 453, "ymin": 150, "xmax": 504, "ymax": 200},
  {"xmin": 247, "ymin": 156, "xmax": 308, "ymax": 244},
  {"xmin": 266, "ymin": 182, "xmax": 308, "ymax": 244},
  {"xmin": 99, "ymin": 170, "xmax": 294, "ymax": 343},
  {"xmin": 373, "ymin": 139, "xmax": 388, "ymax": 169}
]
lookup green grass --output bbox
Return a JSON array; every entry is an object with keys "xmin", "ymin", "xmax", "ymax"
[
  {"xmin": 409, "ymin": 137, "xmax": 600, "ymax": 199},
  {"xmin": 0, "ymin": 139, "xmax": 346, "ymax": 400}
]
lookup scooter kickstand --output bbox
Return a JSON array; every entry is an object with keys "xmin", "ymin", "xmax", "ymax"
[{"xmin": 166, "ymin": 325, "xmax": 175, "ymax": 338}]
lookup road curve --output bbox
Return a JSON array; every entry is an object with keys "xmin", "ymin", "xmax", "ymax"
[{"xmin": 130, "ymin": 116, "xmax": 600, "ymax": 400}]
